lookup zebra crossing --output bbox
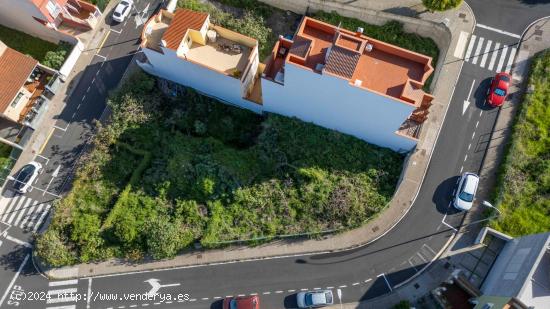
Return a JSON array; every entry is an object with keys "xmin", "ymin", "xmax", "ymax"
[
  {"xmin": 463, "ymin": 34, "xmax": 517, "ymax": 73},
  {"xmin": 46, "ymin": 279, "xmax": 79, "ymax": 309},
  {"xmin": 0, "ymin": 194, "xmax": 51, "ymax": 232}
]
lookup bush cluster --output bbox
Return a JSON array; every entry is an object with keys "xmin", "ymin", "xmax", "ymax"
[
  {"xmin": 491, "ymin": 50, "xmax": 550, "ymax": 236},
  {"xmin": 36, "ymin": 71, "xmax": 403, "ymax": 266}
]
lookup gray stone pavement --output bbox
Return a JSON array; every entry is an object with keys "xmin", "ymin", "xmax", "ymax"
[
  {"xmin": 322, "ymin": 14, "xmax": 550, "ymax": 309},
  {"xmin": 43, "ymin": 1, "xmax": 476, "ymax": 279},
  {"xmin": 9, "ymin": 1, "xmax": 120, "ymax": 177}
]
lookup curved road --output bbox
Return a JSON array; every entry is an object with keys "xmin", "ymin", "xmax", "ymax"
[{"xmin": 0, "ymin": 1, "xmax": 549, "ymax": 309}]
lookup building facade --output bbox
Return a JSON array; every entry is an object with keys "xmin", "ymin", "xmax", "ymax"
[
  {"xmin": 0, "ymin": 0, "xmax": 101, "ymax": 44},
  {"xmin": 138, "ymin": 9, "xmax": 435, "ymax": 152}
]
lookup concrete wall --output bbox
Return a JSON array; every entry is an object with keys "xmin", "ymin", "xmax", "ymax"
[
  {"xmin": 142, "ymin": 47, "xmax": 262, "ymax": 114},
  {"xmin": 0, "ymin": 0, "xmax": 76, "ymax": 44},
  {"xmin": 262, "ymin": 63, "xmax": 418, "ymax": 152},
  {"xmin": 259, "ymin": 0, "xmax": 451, "ymax": 92}
]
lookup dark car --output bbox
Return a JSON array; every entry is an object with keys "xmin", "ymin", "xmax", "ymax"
[
  {"xmin": 486, "ymin": 72, "xmax": 511, "ymax": 107},
  {"xmin": 222, "ymin": 295, "xmax": 260, "ymax": 309}
]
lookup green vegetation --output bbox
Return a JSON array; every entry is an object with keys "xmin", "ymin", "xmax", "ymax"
[
  {"xmin": 393, "ymin": 300, "xmax": 411, "ymax": 309},
  {"xmin": 0, "ymin": 25, "xmax": 71, "ymax": 67},
  {"xmin": 89, "ymin": 0, "xmax": 110, "ymax": 11},
  {"xmin": 0, "ymin": 144, "xmax": 12, "ymax": 170},
  {"xmin": 422, "ymin": 0, "xmax": 463, "ymax": 12},
  {"xmin": 491, "ymin": 50, "xmax": 550, "ymax": 236},
  {"xmin": 37, "ymin": 72, "xmax": 403, "ymax": 266},
  {"xmin": 178, "ymin": 0, "xmax": 274, "ymax": 59},
  {"xmin": 312, "ymin": 11, "xmax": 439, "ymax": 91}
]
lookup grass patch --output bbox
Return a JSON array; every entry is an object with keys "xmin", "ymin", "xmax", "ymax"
[
  {"xmin": 490, "ymin": 50, "xmax": 550, "ymax": 236},
  {"xmin": 0, "ymin": 25, "xmax": 72, "ymax": 70},
  {"xmin": 36, "ymin": 72, "xmax": 403, "ymax": 266},
  {"xmin": 0, "ymin": 143, "xmax": 12, "ymax": 170}
]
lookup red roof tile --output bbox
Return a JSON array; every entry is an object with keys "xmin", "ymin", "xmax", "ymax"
[
  {"xmin": 162, "ymin": 9, "xmax": 208, "ymax": 50},
  {"xmin": 324, "ymin": 46, "xmax": 360, "ymax": 79},
  {"xmin": 0, "ymin": 48, "xmax": 37, "ymax": 113}
]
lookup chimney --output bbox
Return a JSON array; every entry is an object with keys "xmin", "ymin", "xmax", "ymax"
[{"xmin": 356, "ymin": 27, "xmax": 364, "ymax": 37}]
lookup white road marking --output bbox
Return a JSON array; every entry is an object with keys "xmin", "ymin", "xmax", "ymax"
[
  {"xmin": 94, "ymin": 54, "xmax": 107, "ymax": 60},
  {"xmin": 352, "ymin": 282, "xmax": 360, "ymax": 286},
  {"xmin": 377, "ymin": 273, "xmax": 393, "ymax": 292},
  {"xmin": 505, "ymin": 47, "xmax": 517, "ymax": 73},
  {"xmin": 5, "ymin": 235, "xmax": 31, "ymax": 247},
  {"xmin": 33, "ymin": 204, "xmax": 52, "ymax": 232},
  {"xmin": 19, "ymin": 201, "xmax": 38, "ymax": 228},
  {"xmin": 471, "ymin": 37, "xmax": 484, "ymax": 64},
  {"xmin": 110, "ymin": 28, "xmax": 122, "ymax": 34},
  {"xmin": 46, "ymin": 305, "xmax": 76, "ymax": 309},
  {"xmin": 338, "ymin": 285, "xmax": 347, "ymax": 288},
  {"xmin": 6, "ymin": 196, "xmax": 26, "ymax": 224},
  {"xmin": 468, "ymin": 144, "xmax": 472, "ymax": 150},
  {"xmin": 49, "ymin": 280, "xmax": 79, "ymax": 287},
  {"xmin": 287, "ymin": 290, "xmax": 295, "ymax": 292},
  {"xmin": 479, "ymin": 40, "xmax": 492, "ymax": 67},
  {"xmin": 454, "ymin": 31, "xmax": 470, "ymax": 59},
  {"xmin": 408, "ymin": 258, "xmax": 418, "ymax": 271},
  {"xmin": 262, "ymin": 291, "xmax": 271, "ymax": 294},
  {"xmin": 417, "ymin": 252, "xmax": 427, "ymax": 263},
  {"xmin": 463, "ymin": 79, "xmax": 476, "ymax": 115},
  {"xmin": 364, "ymin": 279, "xmax": 372, "ymax": 283},
  {"xmin": 488, "ymin": 42, "xmax": 500, "ymax": 71},
  {"xmin": 464, "ymin": 34, "xmax": 477, "ymax": 60},
  {"xmin": 472, "ymin": 131, "xmax": 476, "ymax": 140},
  {"xmin": 464, "ymin": 155, "xmax": 468, "ymax": 162},
  {"xmin": 87, "ymin": 278, "xmax": 92, "ymax": 309},
  {"xmin": 496, "ymin": 45, "xmax": 509, "ymax": 72},
  {"xmin": 476, "ymin": 23, "xmax": 521, "ymax": 38},
  {"xmin": 0, "ymin": 254, "xmax": 29, "ymax": 307},
  {"xmin": 275, "ymin": 290, "xmax": 283, "ymax": 294}
]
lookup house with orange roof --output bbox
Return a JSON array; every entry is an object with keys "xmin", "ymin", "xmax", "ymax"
[
  {"xmin": 138, "ymin": 8, "xmax": 263, "ymax": 113},
  {"xmin": 138, "ymin": 9, "xmax": 434, "ymax": 152},
  {"xmin": 0, "ymin": 0, "xmax": 102, "ymax": 44},
  {"xmin": 0, "ymin": 40, "xmax": 57, "ymax": 134},
  {"xmin": 262, "ymin": 17, "xmax": 434, "ymax": 152}
]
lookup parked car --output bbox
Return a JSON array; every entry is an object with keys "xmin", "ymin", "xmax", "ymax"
[
  {"xmin": 486, "ymin": 72, "xmax": 511, "ymax": 107},
  {"xmin": 222, "ymin": 295, "xmax": 260, "ymax": 309},
  {"xmin": 13, "ymin": 161, "xmax": 42, "ymax": 194},
  {"xmin": 296, "ymin": 290, "xmax": 333, "ymax": 308},
  {"xmin": 112, "ymin": 0, "xmax": 133, "ymax": 23},
  {"xmin": 453, "ymin": 172, "xmax": 479, "ymax": 211}
]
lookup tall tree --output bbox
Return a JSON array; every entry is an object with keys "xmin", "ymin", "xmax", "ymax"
[{"xmin": 422, "ymin": 0, "xmax": 463, "ymax": 12}]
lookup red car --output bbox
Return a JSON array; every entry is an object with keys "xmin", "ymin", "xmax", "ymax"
[
  {"xmin": 223, "ymin": 295, "xmax": 260, "ymax": 309},
  {"xmin": 486, "ymin": 72, "xmax": 511, "ymax": 107}
]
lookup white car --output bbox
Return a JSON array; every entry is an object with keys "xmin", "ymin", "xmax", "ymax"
[
  {"xmin": 13, "ymin": 161, "xmax": 42, "ymax": 194},
  {"xmin": 297, "ymin": 290, "xmax": 334, "ymax": 308},
  {"xmin": 453, "ymin": 172, "xmax": 479, "ymax": 211},
  {"xmin": 112, "ymin": 0, "xmax": 133, "ymax": 23}
]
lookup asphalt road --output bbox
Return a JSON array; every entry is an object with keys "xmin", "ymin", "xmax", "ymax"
[{"xmin": 0, "ymin": 1, "xmax": 548, "ymax": 309}]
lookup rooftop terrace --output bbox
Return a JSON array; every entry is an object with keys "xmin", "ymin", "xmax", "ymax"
[{"xmin": 264, "ymin": 17, "xmax": 434, "ymax": 107}]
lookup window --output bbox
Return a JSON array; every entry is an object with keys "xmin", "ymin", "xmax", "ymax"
[
  {"xmin": 494, "ymin": 88, "xmax": 506, "ymax": 96},
  {"xmin": 10, "ymin": 92, "xmax": 24, "ymax": 108},
  {"xmin": 499, "ymin": 75, "xmax": 510, "ymax": 82}
]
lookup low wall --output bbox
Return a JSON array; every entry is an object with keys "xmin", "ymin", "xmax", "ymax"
[{"xmin": 259, "ymin": 0, "xmax": 451, "ymax": 92}]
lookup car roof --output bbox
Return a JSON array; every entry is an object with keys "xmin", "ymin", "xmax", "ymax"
[
  {"xmin": 232, "ymin": 296, "xmax": 257, "ymax": 308},
  {"xmin": 310, "ymin": 292, "xmax": 328, "ymax": 304},
  {"xmin": 463, "ymin": 174, "xmax": 479, "ymax": 194}
]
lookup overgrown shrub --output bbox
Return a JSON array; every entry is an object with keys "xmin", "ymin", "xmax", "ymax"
[
  {"xmin": 42, "ymin": 42, "xmax": 72, "ymax": 70},
  {"xmin": 491, "ymin": 50, "xmax": 550, "ymax": 236}
]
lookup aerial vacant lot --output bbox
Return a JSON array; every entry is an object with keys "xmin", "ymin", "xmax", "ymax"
[
  {"xmin": 37, "ymin": 72, "xmax": 404, "ymax": 266},
  {"xmin": 491, "ymin": 50, "xmax": 550, "ymax": 236}
]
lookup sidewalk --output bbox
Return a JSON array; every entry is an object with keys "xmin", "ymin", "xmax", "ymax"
[
  {"xmin": 10, "ymin": 1, "xmax": 120, "ymax": 176},
  {"xmin": 322, "ymin": 14, "xmax": 550, "ymax": 309},
  {"xmin": 42, "ymin": 1, "xmax": 476, "ymax": 279}
]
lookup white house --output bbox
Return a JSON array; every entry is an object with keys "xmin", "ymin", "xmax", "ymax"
[
  {"xmin": 138, "ymin": 8, "xmax": 263, "ymax": 113},
  {"xmin": 138, "ymin": 9, "xmax": 434, "ymax": 152},
  {"xmin": 0, "ymin": 0, "xmax": 102, "ymax": 44}
]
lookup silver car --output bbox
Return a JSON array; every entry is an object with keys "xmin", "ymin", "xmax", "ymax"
[
  {"xmin": 13, "ymin": 161, "xmax": 42, "ymax": 194},
  {"xmin": 296, "ymin": 290, "xmax": 333, "ymax": 308},
  {"xmin": 453, "ymin": 172, "xmax": 479, "ymax": 211},
  {"xmin": 112, "ymin": 0, "xmax": 133, "ymax": 23}
]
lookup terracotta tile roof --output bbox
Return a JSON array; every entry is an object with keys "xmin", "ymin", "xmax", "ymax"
[
  {"xmin": 324, "ymin": 46, "xmax": 360, "ymax": 79},
  {"xmin": 0, "ymin": 48, "xmax": 37, "ymax": 113},
  {"xmin": 289, "ymin": 36, "xmax": 311, "ymax": 58},
  {"xmin": 162, "ymin": 9, "xmax": 208, "ymax": 50}
]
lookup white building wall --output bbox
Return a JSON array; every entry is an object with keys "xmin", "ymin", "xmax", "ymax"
[
  {"xmin": 142, "ymin": 48, "xmax": 262, "ymax": 114},
  {"xmin": 262, "ymin": 63, "xmax": 417, "ymax": 152},
  {"xmin": 0, "ymin": 0, "xmax": 76, "ymax": 44}
]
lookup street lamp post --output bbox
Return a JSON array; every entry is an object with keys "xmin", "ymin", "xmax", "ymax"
[{"xmin": 482, "ymin": 200, "xmax": 501, "ymax": 216}]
